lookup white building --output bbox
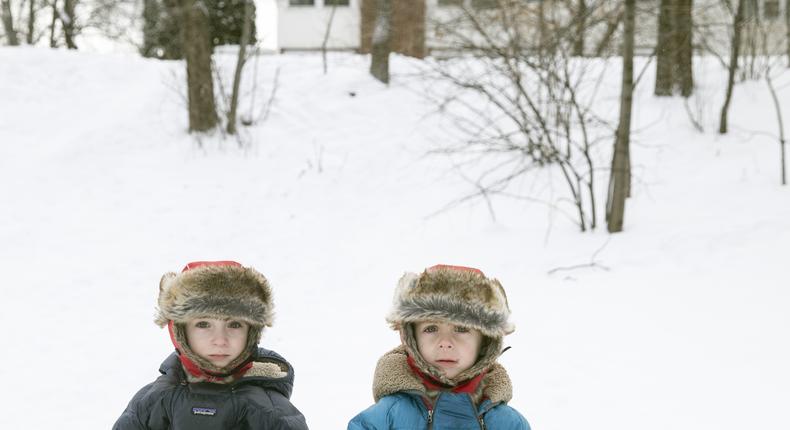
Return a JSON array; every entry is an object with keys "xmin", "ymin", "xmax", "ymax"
[
  {"xmin": 274, "ymin": 0, "xmax": 789, "ymax": 56},
  {"xmin": 276, "ymin": 0, "xmax": 362, "ymax": 51}
]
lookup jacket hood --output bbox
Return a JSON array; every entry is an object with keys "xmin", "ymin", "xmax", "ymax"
[
  {"xmin": 371, "ymin": 345, "xmax": 513, "ymax": 405},
  {"xmin": 159, "ymin": 347, "xmax": 297, "ymax": 399}
]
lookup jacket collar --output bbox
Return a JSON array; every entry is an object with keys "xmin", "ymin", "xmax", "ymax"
[
  {"xmin": 406, "ymin": 355, "xmax": 487, "ymax": 395},
  {"xmin": 159, "ymin": 347, "xmax": 296, "ymax": 398},
  {"xmin": 371, "ymin": 345, "xmax": 514, "ymax": 405}
]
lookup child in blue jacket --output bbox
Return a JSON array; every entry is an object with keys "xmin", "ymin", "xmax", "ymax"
[{"xmin": 348, "ymin": 264, "xmax": 530, "ymax": 430}]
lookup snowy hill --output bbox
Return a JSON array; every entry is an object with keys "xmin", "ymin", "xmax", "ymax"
[{"xmin": 0, "ymin": 47, "xmax": 788, "ymax": 430}]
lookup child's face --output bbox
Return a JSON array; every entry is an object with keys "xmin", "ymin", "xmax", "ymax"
[
  {"xmin": 185, "ymin": 318, "xmax": 249, "ymax": 368},
  {"xmin": 414, "ymin": 320, "xmax": 483, "ymax": 379}
]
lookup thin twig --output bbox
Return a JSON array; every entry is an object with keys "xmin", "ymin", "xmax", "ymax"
[{"xmin": 547, "ymin": 237, "xmax": 611, "ymax": 274}]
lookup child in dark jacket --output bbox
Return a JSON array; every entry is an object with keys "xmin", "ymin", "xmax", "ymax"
[
  {"xmin": 348, "ymin": 264, "xmax": 530, "ymax": 430},
  {"xmin": 114, "ymin": 261, "xmax": 309, "ymax": 430}
]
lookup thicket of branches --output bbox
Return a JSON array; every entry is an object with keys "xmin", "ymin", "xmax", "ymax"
[{"xmin": 422, "ymin": 1, "xmax": 621, "ymax": 231}]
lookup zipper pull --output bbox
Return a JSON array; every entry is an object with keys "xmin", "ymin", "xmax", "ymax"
[
  {"xmin": 478, "ymin": 416, "xmax": 487, "ymax": 430},
  {"xmin": 427, "ymin": 408, "xmax": 433, "ymax": 424}
]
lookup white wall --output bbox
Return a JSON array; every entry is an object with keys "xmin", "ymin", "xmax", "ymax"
[
  {"xmin": 276, "ymin": 0, "xmax": 361, "ymax": 50},
  {"xmin": 257, "ymin": 0, "xmax": 280, "ymax": 51}
]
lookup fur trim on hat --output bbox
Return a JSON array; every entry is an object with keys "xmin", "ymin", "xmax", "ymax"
[
  {"xmin": 155, "ymin": 262, "xmax": 274, "ymax": 328},
  {"xmin": 386, "ymin": 265, "xmax": 515, "ymax": 339}
]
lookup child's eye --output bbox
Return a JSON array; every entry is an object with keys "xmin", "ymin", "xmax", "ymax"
[
  {"xmin": 454, "ymin": 326, "xmax": 470, "ymax": 333},
  {"xmin": 195, "ymin": 321, "xmax": 210, "ymax": 329},
  {"xmin": 422, "ymin": 325, "xmax": 438, "ymax": 333},
  {"xmin": 227, "ymin": 321, "xmax": 243, "ymax": 329}
]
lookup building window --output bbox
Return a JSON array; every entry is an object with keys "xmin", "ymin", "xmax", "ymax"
[
  {"xmin": 325, "ymin": 0, "xmax": 349, "ymax": 5},
  {"xmin": 289, "ymin": 0, "xmax": 314, "ymax": 5},
  {"xmin": 763, "ymin": 0, "xmax": 780, "ymax": 18}
]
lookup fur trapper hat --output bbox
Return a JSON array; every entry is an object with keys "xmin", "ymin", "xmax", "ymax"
[
  {"xmin": 155, "ymin": 261, "xmax": 274, "ymax": 328},
  {"xmin": 155, "ymin": 261, "xmax": 274, "ymax": 378},
  {"xmin": 387, "ymin": 264, "xmax": 515, "ymax": 386},
  {"xmin": 386, "ymin": 264, "xmax": 514, "ymax": 338}
]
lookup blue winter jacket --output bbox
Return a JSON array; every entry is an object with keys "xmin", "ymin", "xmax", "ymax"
[{"xmin": 348, "ymin": 346, "xmax": 530, "ymax": 430}]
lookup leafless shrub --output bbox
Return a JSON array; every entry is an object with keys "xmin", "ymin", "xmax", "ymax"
[{"xmin": 422, "ymin": 1, "xmax": 618, "ymax": 231}]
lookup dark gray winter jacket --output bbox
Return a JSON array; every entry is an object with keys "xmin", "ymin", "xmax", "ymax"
[{"xmin": 113, "ymin": 348, "xmax": 309, "ymax": 430}]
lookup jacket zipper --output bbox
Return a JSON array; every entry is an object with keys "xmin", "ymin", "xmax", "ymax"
[
  {"xmin": 478, "ymin": 415, "xmax": 487, "ymax": 430},
  {"xmin": 420, "ymin": 396, "xmax": 434, "ymax": 430}
]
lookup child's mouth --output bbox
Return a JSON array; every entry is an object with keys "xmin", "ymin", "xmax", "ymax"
[{"xmin": 208, "ymin": 354, "xmax": 230, "ymax": 360}]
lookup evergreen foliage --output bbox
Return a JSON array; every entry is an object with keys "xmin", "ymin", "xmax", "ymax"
[{"xmin": 141, "ymin": 0, "xmax": 257, "ymax": 60}]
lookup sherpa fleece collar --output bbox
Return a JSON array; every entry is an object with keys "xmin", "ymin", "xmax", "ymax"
[
  {"xmin": 159, "ymin": 348, "xmax": 296, "ymax": 396},
  {"xmin": 371, "ymin": 345, "xmax": 514, "ymax": 405}
]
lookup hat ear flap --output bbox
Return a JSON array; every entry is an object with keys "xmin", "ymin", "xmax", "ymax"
[
  {"xmin": 155, "ymin": 272, "xmax": 178, "ymax": 327},
  {"xmin": 395, "ymin": 272, "xmax": 419, "ymax": 294},
  {"xmin": 159, "ymin": 272, "xmax": 177, "ymax": 293},
  {"xmin": 386, "ymin": 272, "xmax": 420, "ymax": 330}
]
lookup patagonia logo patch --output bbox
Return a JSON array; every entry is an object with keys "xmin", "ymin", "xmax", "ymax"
[{"xmin": 192, "ymin": 407, "xmax": 217, "ymax": 416}]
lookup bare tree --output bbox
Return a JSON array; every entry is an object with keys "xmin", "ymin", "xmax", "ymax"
[
  {"xmin": 674, "ymin": 0, "xmax": 693, "ymax": 96},
  {"xmin": 61, "ymin": 0, "xmax": 77, "ymax": 48},
  {"xmin": 719, "ymin": 0, "xmax": 744, "ymax": 134},
  {"xmin": 786, "ymin": 0, "xmax": 789, "ymax": 65},
  {"xmin": 655, "ymin": 0, "xmax": 694, "ymax": 96},
  {"xmin": 48, "ymin": 0, "xmax": 57, "ymax": 47},
  {"xmin": 26, "ymin": 0, "xmax": 35, "ymax": 44},
  {"xmin": 606, "ymin": 0, "xmax": 635, "ymax": 233},
  {"xmin": 226, "ymin": 0, "xmax": 253, "ymax": 135},
  {"xmin": 181, "ymin": 0, "xmax": 218, "ymax": 131},
  {"xmin": 654, "ymin": 0, "xmax": 673, "ymax": 95},
  {"xmin": 573, "ymin": 0, "xmax": 587, "ymax": 56},
  {"xmin": 1, "ymin": 0, "xmax": 19, "ymax": 45},
  {"xmin": 370, "ymin": 0, "xmax": 391, "ymax": 84},
  {"xmin": 765, "ymin": 69, "xmax": 786, "ymax": 185},
  {"xmin": 321, "ymin": 1, "xmax": 338, "ymax": 75}
]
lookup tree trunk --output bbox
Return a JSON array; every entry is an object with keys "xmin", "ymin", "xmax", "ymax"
[
  {"xmin": 226, "ymin": 0, "xmax": 253, "ymax": 135},
  {"xmin": 674, "ymin": 0, "xmax": 693, "ymax": 96},
  {"xmin": 765, "ymin": 73, "xmax": 786, "ymax": 185},
  {"xmin": 321, "ymin": 2, "xmax": 338, "ymax": 74},
  {"xmin": 655, "ymin": 0, "xmax": 674, "ymax": 95},
  {"xmin": 538, "ymin": 0, "xmax": 547, "ymax": 55},
  {"xmin": 719, "ymin": 0, "xmax": 744, "ymax": 134},
  {"xmin": 49, "ymin": 0, "xmax": 57, "ymax": 47},
  {"xmin": 607, "ymin": 0, "xmax": 635, "ymax": 233},
  {"xmin": 573, "ymin": 0, "xmax": 587, "ymax": 56},
  {"xmin": 786, "ymin": 0, "xmax": 789, "ymax": 66},
  {"xmin": 370, "ymin": 0, "xmax": 391, "ymax": 84},
  {"xmin": 26, "ymin": 0, "xmax": 35, "ymax": 44},
  {"xmin": 61, "ymin": 0, "xmax": 77, "ymax": 49},
  {"xmin": 1, "ymin": 0, "xmax": 19, "ymax": 45},
  {"xmin": 181, "ymin": 0, "xmax": 218, "ymax": 132}
]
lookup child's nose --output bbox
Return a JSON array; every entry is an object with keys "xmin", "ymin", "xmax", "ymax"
[
  {"xmin": 438, "ymin": 338, "xmax": 454, "ymax": 349},
  {"xmin": 212, "ymin": 329, "xmax": 229, "ymax": 345}
]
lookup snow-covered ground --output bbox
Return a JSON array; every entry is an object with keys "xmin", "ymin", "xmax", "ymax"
[{"xmin": 0, "ymin": 47, "xmax": 788, "ymax": 430}]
